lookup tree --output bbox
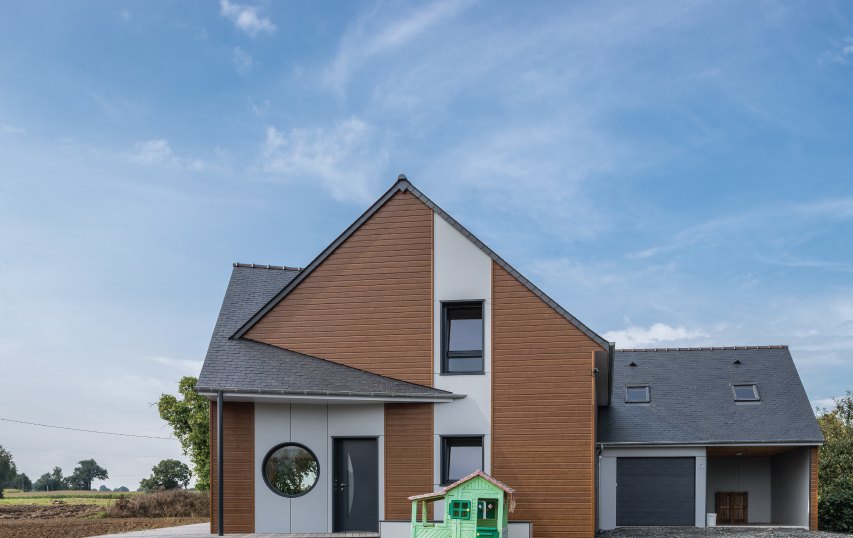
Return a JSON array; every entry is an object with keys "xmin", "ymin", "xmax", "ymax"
[
  {"xmin": 66, "ymin": 459, "xmax": 108, "ymax": 491},
  {"xmin": 0, "ymin": 445, "xmax": 16, "ymax": 499},
  {"xmin": 817, "ymin": 391, "xmax": 853, "ymax": 532},
  {"xmin": 138, "ymin": 459, "xmax": 191, "ymax": 491},
  {"xmin": 113, "ymin": 486, "xmax": 129, "ymax": 492},
  {"xmin": 158, "ymin": 376, "xmax": 209, "ymax": 490},
  {"xmin": 33, "ymin": 467, "xmax": 66, "ymax": 492},
  {"xmin": 98, "ymin": 485, "xmax": 110, "ymax": 492}
]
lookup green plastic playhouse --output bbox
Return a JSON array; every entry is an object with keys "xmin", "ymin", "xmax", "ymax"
[{"xmin": 408, "ymin": 471, "xmax": 516, "ymax": 538}]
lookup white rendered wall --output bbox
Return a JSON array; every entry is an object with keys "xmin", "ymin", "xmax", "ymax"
[
  {"xmin": 254, "ymin": 403, "xmax": 384, "ymax": 533},
  {"xmin": 770, "ymin": 448, "xmax": 810, "ymax": 527},
  {"xmin": 706, "ymin": 456, "xmax": 772, "ymax": 523},
  {"xmin": 598, "ymin": 447, "xmax": 707, "ymax": 530},
  {"xmin": 432, "ymin": 213, "xmax": 492, "ymax": 521}
]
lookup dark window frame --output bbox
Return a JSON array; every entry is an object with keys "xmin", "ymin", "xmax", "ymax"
[
  {"xmin": 261, "ymin": 442, "xmax": 320, "ymax": 498},
  {"xmin": 625, "ymin": 385, "xmax": 650, "ymax": 403},
  {"xmin": 441, "ymin": 300, "xmax": 485, "ymax": 375},
  {"xmin": 440, "ymin": 435, "xmax": 484, "ymax": 486},
  {"xmin": 732, "ymin": 383, "xmax": 760, "ymax": 402}
]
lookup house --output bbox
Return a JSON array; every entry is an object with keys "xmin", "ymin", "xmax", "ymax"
[{"xmin": 196, "ymin": 176, "xmax": 822, "ymax": 537}]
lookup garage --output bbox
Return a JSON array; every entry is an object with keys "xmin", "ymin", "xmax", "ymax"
[{"xmin": 616, "ymin": 457, "xmax": 695, "ymax": 526}]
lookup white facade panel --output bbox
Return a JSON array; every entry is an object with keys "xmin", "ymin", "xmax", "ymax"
[
  {"xmin": 432, "ymin": 213, "xmax": 492, "ymax": 521},
  {"xmin": 254, "ymin": 402, "xmax": 384, "ymax": 533}
]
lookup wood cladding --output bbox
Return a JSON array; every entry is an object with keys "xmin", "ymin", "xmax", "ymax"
[
  {"xmin": 384, "ymin": 403, "xmax": 434, "ymax": 520},
  {"xmin": 210, "ymin": 401, "xmax": 254, "ymax": 534},
  {"xmin": 491, "ymin": 262, "xmax": 604, "ymax": 538},
  {"xmin": 810, "ymin": 446, "xmax": 819, "ymax": 530},
  {"xmin": 246, "ymin": 191, "xmax": 434, "ymax": 386}
]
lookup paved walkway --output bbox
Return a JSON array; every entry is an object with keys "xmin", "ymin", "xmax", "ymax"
[{"xmin": 95, "ymin": 523, "xmax": 380, "ymax": 538}]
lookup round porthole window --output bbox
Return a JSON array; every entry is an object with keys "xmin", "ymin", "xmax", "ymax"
[{"xmin": 262, "ymin": 443, "xmax": 320, "ymax": 497}]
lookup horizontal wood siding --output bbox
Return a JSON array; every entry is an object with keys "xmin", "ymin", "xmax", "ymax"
[
  {"xmin": 246, "ymin": 191, "xmax": 434, "ymax": 386},
  {"xmin": 210, "ymin": 401, "xmax": 254, "ymax": 534},
  {"xmin": 810, "ymin": 446, "xmax": 819, "ymax": 530},
  {"xmin": 385, "ymin": 403, "xmax": 434, "ymax": 520},
  {"xmin": 491, "ymin": 262, "xmax": 603, "ymax": 538}
]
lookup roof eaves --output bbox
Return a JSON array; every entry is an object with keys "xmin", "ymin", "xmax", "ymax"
[{"xmin": 195, "ymin": 385, "xmax": 464, "ymax": 400}]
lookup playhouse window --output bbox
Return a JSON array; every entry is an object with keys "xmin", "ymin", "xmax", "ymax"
[
  {"xmin": 441, "ymin": 436, "xmax": 483, "ymax": 485},
  {"xmin": 449, "ymin": 500, "xmax": 471, "ymax": 519},
  {"xmin": 442, "ymin": 302, "xmax": 484, "ymax": 374}
]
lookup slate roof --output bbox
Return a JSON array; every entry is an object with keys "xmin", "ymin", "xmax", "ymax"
[
  {"xmin": 232, "ymin": 177, "xmax": 610, "ymax": 351},
  {"xmin": 197, "ymin": 264, "xmax": 459, "ymax": 400},
  {"xmin": 597, "ymin": 346, "xmax": 824, "ymax": 445}
]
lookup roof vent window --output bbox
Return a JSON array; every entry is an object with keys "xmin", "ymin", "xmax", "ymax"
[
  {"xmin": 733, "ymin": 384, "xmax": 760, "ymax": 401},
  {"xmin": 626, "ymin": 385, "xmax": 650, "ymax": 403}
]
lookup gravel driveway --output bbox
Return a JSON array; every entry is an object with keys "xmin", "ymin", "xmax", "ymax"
[{"xmin": 599, "ymin": 528, "xmax": 850, "ymax": 537}]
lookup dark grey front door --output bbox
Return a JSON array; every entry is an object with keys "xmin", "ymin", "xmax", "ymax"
[
  {"xmin": 333, "ymin": 438, "xmax": 378, "ymax": 532},
  {"xmin": 616, "ymin": 457, "xmax": 695, "ymax": 526}
]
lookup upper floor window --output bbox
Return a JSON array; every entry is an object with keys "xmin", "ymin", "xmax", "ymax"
[
  {"xmin": 442, "ymin": 301, "xmax": 483, "ymax": 374},
  {"xmin": 625, "ymin": 385, "xmax": 650, "ymax": 403},
  {"xmin": 733, "ymin": 384, "xmax": 760, "ymax": 401},
  {"xmin": 441, "ymin": 436, "xmax": 483, "ymax": 485}
]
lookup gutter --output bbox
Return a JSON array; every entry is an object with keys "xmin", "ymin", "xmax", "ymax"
[
  {"xmin": 598, "ymin": 441, "xmax": 824, "ymax": 448},
  {"xmin": 197, "ymin": 387, "xmax": 465, "ymax": 402}
]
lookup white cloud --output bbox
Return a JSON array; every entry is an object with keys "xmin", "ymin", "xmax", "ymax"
[
  {"xmin": 604, "ymin": 323, "xmax": 710, "ymax": 349},
  {"xmin": 147, "ymin": 356, "xmax": 204, "ymax": 376},
  {"xmin": 232, "ymin": 47, "xmax": 253, "ymax": 74},
  {"xmin": 818, "ymin": 39, "xmax": 853, "ymax": 66},
  {"xmin": 323, "ymin": 0, "xmax": 474, "ymax": 93},
  {"xmin": 220, "ymin": 0, "xmax": 276, "ymax": 37},
  {"xmin": 128, "ymin": 139, "xmax": 206, "ymax": 171},
  {"xmin": 256, "ymin": 117, "xmax": 387, "ymax": 203}
]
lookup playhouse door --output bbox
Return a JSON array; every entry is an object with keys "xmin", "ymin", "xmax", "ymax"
[{"xmin": 333, "ymin": 438, "xmax": 378, "ymax": 532}]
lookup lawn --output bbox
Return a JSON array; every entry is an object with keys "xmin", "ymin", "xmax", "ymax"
[{"xmin": 0, "ymin": 490, "xmax": 141, "ymax": 507}]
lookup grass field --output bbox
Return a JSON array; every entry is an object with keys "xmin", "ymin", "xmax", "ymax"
[{"xmin": 0, "ymin": 490, "xmax": 141, "ymax": 507}]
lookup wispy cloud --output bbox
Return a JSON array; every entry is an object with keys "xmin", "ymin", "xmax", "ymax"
[
  {"xmin": 128, "ymin": 139, "xmax": 206, "ymax": 171},
  {"xmin": 1, "ymin": 123, "xmax": 25, "ymax": 135},
  {"xmin": 232, "ymin": 47, "xmax": 253, "ymax": 74},
  {"xmin": 255, "ymin": 117, "xmax": 388, "ymax": 203},
  {"xmin": 818, "ymin": 38, "xmax": 853, "ymax": 65},
  {"xmin": 323, "ymin": 0, "xmax": 474, "ymax": 94},
  {"xmin": 220, "ymin": 0, "xmax": 276, "ymax": 37},
  {"xmin": 146, "ymin": 356, "xmax": 204, "ymax": 376},
  {"xmin": 604, "ymin": 323, "xmax": 712, "ymax": 348}
]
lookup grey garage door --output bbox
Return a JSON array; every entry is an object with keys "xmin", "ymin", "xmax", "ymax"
[{"xmin": 616, "ymin": 457, "xmax": 695, "ymax": 526}]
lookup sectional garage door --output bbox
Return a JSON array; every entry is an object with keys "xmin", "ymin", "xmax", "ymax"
[{"xmin": 616, "ymin": 457, "xmax": 695, "ymax": 526}]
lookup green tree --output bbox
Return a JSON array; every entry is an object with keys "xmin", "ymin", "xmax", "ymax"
[
  {"xmin": 158, "ymin": 376, "xmax": 209, "ymax": 490},
  {"xmin": 817, "ymin": 391, "xmax": 853, "ymax": 531},
  {"xmin": 67, "ymin": 459, "xmax": 108, "ymax": 490},
  {"xmin": 139, "ymin": 459, "xmax": 192, "ymax": 491},
  {"xmin": 113, "ymin": 486, "xmax": 129, "ymax": 492},
  {"xmin": 0, "ymin": 445, "xmax": 16, "ymax": 499},
  {"xmin": 33, "ymin": 467, "xmax": 66, "ymax": 491}
]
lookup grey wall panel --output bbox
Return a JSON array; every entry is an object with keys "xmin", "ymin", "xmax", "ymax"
[{"xmin": 617, "ymin": 457, "xmax": 695, "ymax": 526}]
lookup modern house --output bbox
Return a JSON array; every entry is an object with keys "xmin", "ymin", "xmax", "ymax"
[{"xmin": 196, "ymin": 176, "xmax": 822, "ymax": 537}]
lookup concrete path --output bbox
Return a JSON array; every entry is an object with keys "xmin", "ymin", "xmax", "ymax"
[{"xmin": 95, "ymin": 523, "xmax": 380, "ymax": 538}]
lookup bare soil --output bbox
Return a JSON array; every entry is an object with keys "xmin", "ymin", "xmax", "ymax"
[{"xmin": 0, "ymin": 504, "xmax": 205, "ymax": 538}]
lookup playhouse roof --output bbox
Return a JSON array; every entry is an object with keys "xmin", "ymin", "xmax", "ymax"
[{"xmin": 407, "ymin": 471, "xmax": 515, "ymax": 501}]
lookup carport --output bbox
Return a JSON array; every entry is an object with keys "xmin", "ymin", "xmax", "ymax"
[{"xmin": 706, "ymin": 446, "xmax": 813, "ymax": 527}]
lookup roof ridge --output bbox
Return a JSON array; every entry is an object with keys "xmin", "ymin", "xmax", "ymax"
[
  {"xmin": 617, "ymin": 345, "xmax": 788, "ymax": 352},
  {"xmin": 233, "ymin": 262, "xmax": 302, "ymax": 271}
]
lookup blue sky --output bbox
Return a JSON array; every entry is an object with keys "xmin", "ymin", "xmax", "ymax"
[{"xmin": 1, "ymin": 1, "xmax": 852, "ymax": 489}]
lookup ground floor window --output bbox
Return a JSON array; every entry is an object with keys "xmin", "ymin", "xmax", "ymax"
[
  {"xmin": 262, "ymin": 442, "xmax": 320, "ymax": 497},
  {"xmin": 441, "ymin": 436, "xmax": 483, "ymax": 485}
]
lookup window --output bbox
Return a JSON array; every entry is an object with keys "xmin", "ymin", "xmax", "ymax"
[
  {"xmin": 441, "ymin": 436, "xmax": 483, "ymax": 485},
  {"xmin": 442, "ymin": 302, "xmax": 484, "ymax": 374},
  {"xmin": 449, "ymin": 500, "xmax": 471, "ymax": 519},
  {"xmin": 262, "ymin": 443, "xmax": 319, "ymax": 497},
  {"xmin": 625, "ymin": 385, "xmax": 650, "ymax": 403},
  {"xmin": 733, "ymin": 384, "xmax": 760, "ymax": 401}
]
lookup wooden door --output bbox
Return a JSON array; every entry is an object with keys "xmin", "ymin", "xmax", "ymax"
[{"xmin": 715, "ymin": 492, "xmax": 748, "ymax": 524}]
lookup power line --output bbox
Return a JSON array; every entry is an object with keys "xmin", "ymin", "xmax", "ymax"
[
  {"xmin": 0, "ymin": 417, "xmax": 175, "ymax": 440},
  {"xmin": 6, "ymin": 446, "xmax": 164, "ymax": 459}
]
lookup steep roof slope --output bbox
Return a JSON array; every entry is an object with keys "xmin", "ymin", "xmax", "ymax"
[
  {"xmin": 197, "ymin": 264, "xmax": 458, "ymax": 400},
  {"xmin": 597, "ymin": 346, "xmax": 824, "ymax": 445}
]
